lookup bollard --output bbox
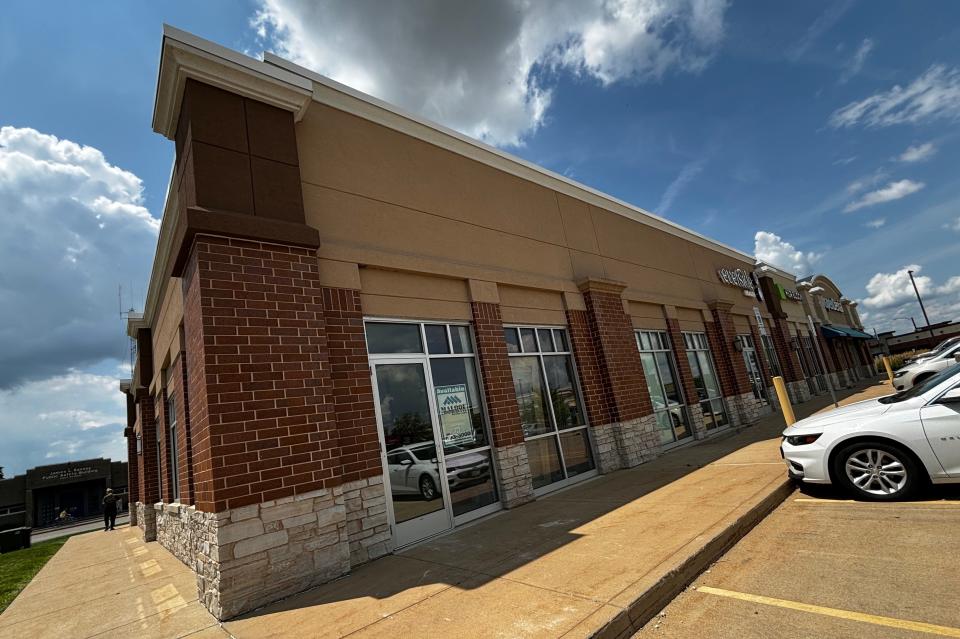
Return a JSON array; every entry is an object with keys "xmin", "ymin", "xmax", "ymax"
[
  {"xmin": 882, "ymin": 356, "xmax": 894, "ymax": 385},
  {"xmin": 772, "ymin": 376, "xmax": 796, "ymax": 426}
]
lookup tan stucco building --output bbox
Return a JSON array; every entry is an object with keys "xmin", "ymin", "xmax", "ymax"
[{"xmin": 120, "ymin": 26, "xmax": 876, "ymax": 619}]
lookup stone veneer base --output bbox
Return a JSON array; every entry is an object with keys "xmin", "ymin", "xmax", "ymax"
[
  {"xmin": 726, "ymin": 392, "xmax": 769, "ymax": 428},
  {"xmin": 493, "ymin": 443, "xmax": 535, "ymax": 508},
  {"xmin": 136, "ymin": 501, "xmax": 156, "ymax": 542},
  {"xmin": 151, "ymin": 480, "xmax": 390, "ymax": 621},
  {"xmin": 593, "ymin": 414, "xmax": 660, "ymax": 473}
]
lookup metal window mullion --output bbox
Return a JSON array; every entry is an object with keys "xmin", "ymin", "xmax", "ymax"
[{"xmin": 538, "ymin": 353, "xmax": 568, "ymax": 479}]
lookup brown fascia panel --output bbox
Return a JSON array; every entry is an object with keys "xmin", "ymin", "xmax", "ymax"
[{"xmin": 167, "ymin": 206, "xmax": 320, "ymax": 278}]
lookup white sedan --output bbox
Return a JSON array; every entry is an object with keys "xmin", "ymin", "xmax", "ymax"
[{"xmin": 781, "ymin": 362, "xmax": 960, "ymax": 500}]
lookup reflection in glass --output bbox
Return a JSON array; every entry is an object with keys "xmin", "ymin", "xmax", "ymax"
[
  {"xmin": 654, "ymin": 410, "xmax": 674, "ymax": 445},
  {"xmin": 656, "ymin": 352, "xmax": 682, "ymax": 406},
  {"xmin": 425, "ymin": 324, "xmax": 449, "ymax": 354},
  {"xmin": 698, "ymin": 352, "xmax": 722, "ymax": 399},
  {"xmin": 375, "ymin": 363, "xmax": 445, "ymax": 523},
  {"xmin": 445, "ymin": 450, "xmax": 497, "ymax": 516},
  {"xmin": 510, "ymin": 356, "xmax": 551, "ymax": 437},
  {"xmin": 537, "ymin": 329, "xmax": 554, "ymax": 352},
  {"xmin": 520, "ymin": 328, "xmax": 538, "ymax": 353},
  {"xmin": 553, "ymin": 329, "xmax": 569, "ymax": 352},
  {"xmin": 450, "ymin": 325, "xmax": 473, "ymax": 354},
  {"xmin": 366, "ymin": 322, "xmax": 423, "ymax": 354},
  {"xmin": 430, "ymin": 358, "xmax": 487, "ymax": 453},
  {"xmin": 640, "ymin": 353, "xmax": 666, "ymax": 411},
  {"xmin": 504, "ymin": 328, "xmax": 520, "ymax": 353},
  {"xmin": 559, "ymin": 429, "xmax": 594, "ymax": 476},
  {"xmin": 525, "ymin": 437, "xmax": 564, "ymax": 489},
  {"xmin": 543, "ymin": 356, "xmax": 585, "ymax": 429}
]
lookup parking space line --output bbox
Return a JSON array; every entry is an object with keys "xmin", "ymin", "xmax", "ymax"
[
  {"xmin": 697, "ymin": 586, "xmax": 960, "ymax": 637},
  {"xmin": 793, "ymin": 498, "xmax": 960, "ymax": 505}
]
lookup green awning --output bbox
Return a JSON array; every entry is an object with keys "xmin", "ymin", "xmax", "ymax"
[{"xmin": 821, "ymin": 325, "xmax": 873, "ymax": 340}]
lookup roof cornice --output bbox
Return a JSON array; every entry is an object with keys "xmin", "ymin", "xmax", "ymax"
[{"xmin": 152, "ymin": 25, "xmax": 312, "ymax": 139}]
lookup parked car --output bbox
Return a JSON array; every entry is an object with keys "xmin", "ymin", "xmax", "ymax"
[
  {"xmin": 904, "ymin": 336, "xmax": 960, "ymax": 366},
  {"xmin": 781, "ymin": 361, "xmax": 960, "ymax": 500},
  {"xmin": 386, "ymin": 443, "xmax": 441, "ymax": 501},
  {"xmin": 893, "ymin": 340, "xmax": 960, "ymax": 391}
]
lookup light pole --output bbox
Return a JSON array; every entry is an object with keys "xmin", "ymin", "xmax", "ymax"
[{"xmin": 907, "ymin": 269, "xmax": 936, "ymax": 341}]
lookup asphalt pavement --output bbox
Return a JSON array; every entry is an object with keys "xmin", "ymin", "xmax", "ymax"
[{"xmin": 637, "ymin": 482, "xmax": 960, "ymax": 638}]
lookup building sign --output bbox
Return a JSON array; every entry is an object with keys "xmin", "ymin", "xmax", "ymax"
[
  {"xmin": 435, "ymin": 384, "xmax": 474, "ymax": 446},
  {"xmin": 753, "ymin": 307, "xmax": 767, "ymax": 336},
  {"xmin": 39, "ymin": 466, "xmax": 98, "ymax": 482},
  {"xmin": 717, "ymin": 267, "xmax": 753, "ymax": 290},
  {"xmin": 822, "ymin": 297, "xmax": 844, "ymax": 313},
  {"xmin": 775, "ymin": 283, "xmax": 802, "ymax": 302}
]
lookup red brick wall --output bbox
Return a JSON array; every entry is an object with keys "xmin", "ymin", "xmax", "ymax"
[
  {"xmin": 181, "ymin": 235, "xmax": 342, "ymax": 512},
  {"xmin": 321, "ymin": 287, "xmax": 381, "ymax": 483},
  {"xmin": 567, "ymin": 309, "xmax": 611, "ymax": 427},
  {"xmin": 157, "ymin": 388, "xmax": 172, "ymax": 502},
  {"xmin": 580, "ymin": 289, "xmax": 651, "ymax": 422},
  {"xmin": 124, "ymin": 426, "xmax": 140, "ymax": 504},
  {"xmin": 706, "ymin": 306, "xmax": 752, "ymax": 396},
  {"xmin": 665, "ymin": 318, "xmax": 701, "ymax": 406},
  {"xmin": 136, "ymin": 390, "xmax": 160, "ymax": 504},
  {"xmin": 770, "ymin": 319, "xmax": 804, "ymax": 383},
  {"xmin": 471, "ymin": 302, "xmax": 525, "ymax": 447}
]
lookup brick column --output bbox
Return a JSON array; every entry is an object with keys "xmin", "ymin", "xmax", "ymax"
[
  {"xmin": 320, "ymin": 285, "xmax": 391, "ymax": 564},
  {"xmin": 157, "ymin": 387, "xmax": 172, "ymax": 503},
  {"xmin": 470, "ymin": 299, "xmax": 534, "ymax": 508},
  {"xmin": 124, "ymin": 426, "xmax": 139, "ymax": 525},
  {"xmin": 571, "ymin": 279, "xmax": 658, "ymax": 472},
  {"xmin": 135, "ymin": 389, "xmax": 158, "ymax": 541},
  {"xmin": 769, "ymin": 320, "xmax": 811, "ymax": 404},
  {"xmin": 664, "ymin": 316, "xmax": 708, "ymax": 439},
  {"xmin": 178, "ymin": 236, "xmax": 355, "ymax": 619},
  {"xmin": 166, "ymin": 351, "xmax": 195, "ymax": 505},
  {"xmin": 706, "ymin": 302, "xmax": 763, "ymax": 426}
]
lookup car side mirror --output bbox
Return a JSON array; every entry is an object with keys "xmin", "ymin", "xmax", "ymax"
[{"xmin": 937, "ymin": 388, "xmax": 960, "ymax": 404}]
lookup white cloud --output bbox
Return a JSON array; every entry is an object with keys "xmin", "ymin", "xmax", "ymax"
[
  {"xmin": 865, "ymin": 218, "xmax": 885, "ymax": 228},
  {"xmin": 253, "ymin": 0, "xmax": 729, "ymax": 146},
  {"xmin": 898, "ymin": 141, "xmax": 937, "ymax": 163},
  {"xmin": 0, "ymin": 368, "xmax": 127, "ymax": 474},
  {"xmin": 939, "ymin": 276, "xmax": 960, "ymax": 295},
  {"xmin": 839, "ymin": 38, "xmax": 873, "ymax": 84},
  {"xmin": 657, "ymin": 157, "xmax": 707, "ymax": 214},
  {"xmin": 0, "ymin": 126, "xmax": 157, "ymax": 388},
  {"xmin": 754, "ymin": 231, "xmax": 822, "ymax": 277},
  {"xmin": 944, "ymin": 216, "xmax": 960, "ymax": 232},
  {"xmin": 843, "ymin": 179, "xmax": 924, "ymax": 213},
  {"xmin": 787, "ymin": 0, "xmax": 855, "ymax": 61},
  {"xmin": 829, "ymin": 64, "xmax": 960, "ymax": 128},
  {"xmin": 862, "ymin": 264, "xmax": 931, "ymax": 309}
]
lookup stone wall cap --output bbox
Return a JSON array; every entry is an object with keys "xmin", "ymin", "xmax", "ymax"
[{"xmin": 576, "ymin": 277, "xmax": 628, "ymax": 295}]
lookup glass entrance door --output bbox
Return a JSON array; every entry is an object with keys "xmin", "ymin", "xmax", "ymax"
[
  {"xmin": 738, "ymin": 335, "xmax": 770, "ymax": 405},
  {"xmin": 371, "ymin": 360, "xmax": 452, "ymax": 547}
]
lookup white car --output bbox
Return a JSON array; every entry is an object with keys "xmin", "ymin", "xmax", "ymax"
[
  {"xmin": 893, "ymin": 340, "xmax": 960, "ymax": 391},
  {"xmin": 386, "ymin": 443, "xmax": 441, "ymax": 500},
  {"xmin": 905, "ymin": 336, "xmax": 960, "ymax": 366},
  {"xmin": 781, "ymin": 362, "xmax": 960, "ymax": 500}
]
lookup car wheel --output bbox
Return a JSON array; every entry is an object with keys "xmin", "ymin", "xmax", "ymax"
[
  {"xmin": 833, "ymin": 442, "xmax": 919, "ymax": 501},
  {"xmin": 419, "ymin": 475, "xmax": 437, "ymax": 501}
]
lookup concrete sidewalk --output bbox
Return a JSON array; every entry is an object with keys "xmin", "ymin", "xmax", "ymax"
[{"xmin": 0, "ymin": 379, "xmax": 891, "ymax": 639}]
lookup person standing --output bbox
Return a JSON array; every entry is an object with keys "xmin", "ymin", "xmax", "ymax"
[{"xmin": 102, "ymin": 488, "xmax": 125, "ymax": 531}]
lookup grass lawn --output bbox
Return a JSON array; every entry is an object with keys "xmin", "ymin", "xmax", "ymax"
[{"xmin": 0, "ymin": 537, "xmax": 70, "ymax": 614}]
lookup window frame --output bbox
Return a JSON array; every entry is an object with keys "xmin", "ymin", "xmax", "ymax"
[
  {"xmin": 363, "ymin": 317, "xmax": 500, "ymax": 525},
  {"xmin": 635, "ymin": 330, "xmax": 693, "ymax": 447},
  {"xmin": 682, "ymin": 331, "xmax": 730, "ymax": 431},
  {"xmin": 165, "ymin": 390, "xmax": 180, "ymax": 503},
  {"xmin": 504, "ymin": 323, "xmax": 596, "ymax": 495}
]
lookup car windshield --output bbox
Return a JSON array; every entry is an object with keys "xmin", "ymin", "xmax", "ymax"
[{"xmin": 880, "ymin": 363, "xmax": 960, "ymax": 403}]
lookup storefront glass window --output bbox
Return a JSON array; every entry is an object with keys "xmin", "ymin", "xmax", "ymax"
[
  {"xmin": 636, "ymin": 330, "xmax": 692, "ymax": 445},
  {"xmin": 683, "ymin": 332, "xmax": 729, "ymax": 430},
  {"xmin": 166, "ymin": 393, "xmax": 179, "ymax": 502},
  {"xmin": 760, "ymin": 334, "xmax": 782, "ymax": 379},
  {"xmin": 505, "ymin": 325, "xmax": 595, "ymax": 492},
  {"xmin": 365, "ymin": 320, "xmax": 499, "ymax": 525}
]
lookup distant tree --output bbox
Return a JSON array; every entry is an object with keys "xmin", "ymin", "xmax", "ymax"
[{"xmin": 0, "ymin": 467, "xmax": 4, "ymax": 479}]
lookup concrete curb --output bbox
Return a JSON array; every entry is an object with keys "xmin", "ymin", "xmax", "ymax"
[{"xmin": 593, "ymin": 477, "xmax": 794, "ymax": 639}]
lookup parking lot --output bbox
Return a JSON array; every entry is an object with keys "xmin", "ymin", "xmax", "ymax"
[{"xmin": 638, "ymin": 482, "xmax": 960, "ymax": 638}]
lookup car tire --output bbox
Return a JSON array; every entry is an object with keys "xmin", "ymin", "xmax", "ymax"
[
  {"xmin": 419, "ymin": 475, "xmax": 438, "ymax": 501},
  {"xmin": 832, "ymin": 441, "xmax": 920, "ymax": 501}
]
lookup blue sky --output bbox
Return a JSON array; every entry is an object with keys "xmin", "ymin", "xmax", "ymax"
[{"xmin": 2, "ymin": 0, "xmax": 960, "ymax": 474}]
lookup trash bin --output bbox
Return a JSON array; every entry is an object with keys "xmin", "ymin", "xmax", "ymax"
[{"xmin": 0, "ymin": 527, "xmax": 32, "ymax": 553}]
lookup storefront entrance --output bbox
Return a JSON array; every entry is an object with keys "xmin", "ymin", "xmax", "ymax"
[
  {"xmin": 366, "ymin": 320, "xmax": 501, "ymax": 548},
  {"xmin": 737, "ymin": 335, "xmax": 770, "ymax": 405}
]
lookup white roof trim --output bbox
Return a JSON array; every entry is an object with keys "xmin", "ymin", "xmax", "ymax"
[
  {"xmin": 262, "ymin": 52, "xmax": 783, "ymax": 273},
  {"xmin": 153, "ymin": 25, "xmax": 312, "ymax": 139}
]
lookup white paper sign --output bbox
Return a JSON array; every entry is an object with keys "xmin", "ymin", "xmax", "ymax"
[{"xmin": 436, "ymin": 384, "xmax": 474, "ymax": 446}]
